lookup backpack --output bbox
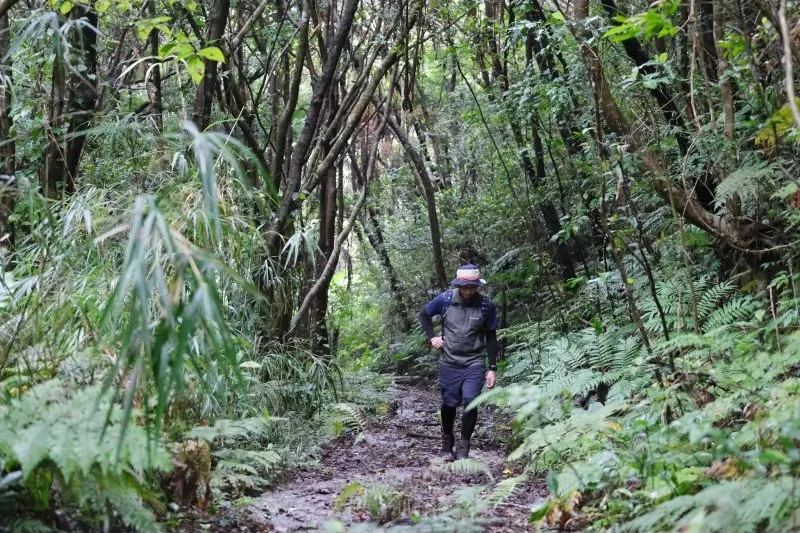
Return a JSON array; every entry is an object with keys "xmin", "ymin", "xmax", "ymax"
[{"xmin": 441, "ymin": 288, "xmax": 492, "ymax": 325}]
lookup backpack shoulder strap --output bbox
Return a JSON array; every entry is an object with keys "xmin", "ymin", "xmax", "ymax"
[
  {"xmin": 441, "ymin": 288, "xmax": 454, "ymax": 317},
  {"xmin": 479, "ymin": 295, "xmax": 492, "ymax": 319}
]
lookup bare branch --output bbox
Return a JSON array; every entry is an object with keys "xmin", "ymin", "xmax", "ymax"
[
  {"xmin": 229, "ymin": 0, "xmax": 271, "ymax": 53},
  {"xmin": 288, "ymin": 78, "xmax": 395, "ymax": 334}
]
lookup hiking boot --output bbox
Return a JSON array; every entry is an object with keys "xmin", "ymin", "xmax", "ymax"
[
  {"xmin": 438, "ymin": 434, "xmax": 455, "ymax": 457},
  {"xmin": 455, "ymin": 439, "xmax": 470, "ymax": 460}
]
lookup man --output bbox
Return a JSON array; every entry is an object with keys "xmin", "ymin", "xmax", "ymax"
[{"xmin": 419, "ymin": 264, "xmax": 499, "ymax": 460}]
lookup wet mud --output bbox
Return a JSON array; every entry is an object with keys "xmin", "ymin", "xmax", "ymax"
[{"xmin": 247, "ymin": 379, "xmax": 546, "ymax": 532}]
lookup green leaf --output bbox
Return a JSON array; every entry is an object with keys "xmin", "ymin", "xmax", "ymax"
[
  {"xmin": 530, "ymin": 498, "xmax": 553, "ymax": 522},
  {"xmin": 59, "ymin": 0, "xmax": 74, "ymax": 14},
  {"xmin": 187, "ymin": 55, "xmax": 205, "ymax": 84},
  {"xmin": 760, "ymin": 449, "xmax": 790, "ymax": 465},
  {"xmin": 197, "ymin": 46, "xmax": 226, "ymax": 63},
  {"xmin": 158, "ymin": 43, "xmax": 176, "ymax": 56}
]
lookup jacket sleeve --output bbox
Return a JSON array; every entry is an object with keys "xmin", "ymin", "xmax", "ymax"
[{"xmin": 419, "ymin": 293, "xmax": 444, "ymax": 340}]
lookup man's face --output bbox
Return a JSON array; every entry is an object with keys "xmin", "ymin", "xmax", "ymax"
[{"xmin": 458, "ymin": 285, "xmax": 479, "ymax": 300}]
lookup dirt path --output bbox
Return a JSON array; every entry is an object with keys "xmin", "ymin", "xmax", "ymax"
[{"xmin": 247, "ymin": 379, "xmax": 546, "ymax": 532}]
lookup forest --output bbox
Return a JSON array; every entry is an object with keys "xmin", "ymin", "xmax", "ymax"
[{"xmin": 1, "ymin": 0, "xmax": 800, "ymax": 531}]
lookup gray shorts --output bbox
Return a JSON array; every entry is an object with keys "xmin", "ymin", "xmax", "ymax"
[{"xmin": 438, "ymin": 361, "xmax": 484, "ymax": 407}]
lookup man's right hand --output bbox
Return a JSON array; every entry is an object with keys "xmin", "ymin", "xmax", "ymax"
[{"xmin": 429, "ymin": 336, "xmax": 444, "ymax": 349}]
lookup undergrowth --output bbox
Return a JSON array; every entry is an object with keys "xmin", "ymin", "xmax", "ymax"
[{"xmin": 476, "ymin": 261, "xmax": 800, "ymax": 532}]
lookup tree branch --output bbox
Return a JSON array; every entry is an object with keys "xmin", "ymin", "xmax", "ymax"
[
  {"xmin": 288, "ymin": 86, "xmax": 393, "ymax": 334},
  {"xmin": 229, "ymin": 0, "xmax": 271, "ymax": 54}
]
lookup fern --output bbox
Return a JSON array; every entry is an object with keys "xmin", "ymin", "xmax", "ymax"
[
  {"xmin": 702, "ymin": 297, "xmax": 760, "ymax": 331},
  {"xmin": 335, "ymin": 482, "xmax": 414, "ymax": 524},
  {"xmin": 441, "ymin": 458, "xmax": 494, "ymax": 482},
  {"xmin": 5, "ymin": 519, "xmax": 55, "ymax": 533},
  {"xmin": 185, "ymin": 416, "xmax": 270, "ymax": 444},
  {"xmin": 0, "ymin": 379, "xmax": 171, "ymax": 529},
  {"xmin": 714, "ymin": 155, "xmax": 781, "ymax": 214},
  {"xmin": 507, "ymin": 403, "xmax": 625, "ymax": 462},
  {"xmin": 211, "ymin": 448, "xmax": 282, "ymax": 497},
  {"xmin": 486, "ymin": 473, "xmax": 528, "ymax": 506},
  {"xmin": 330, "ymin": 402, "xmax": 368, "ymax": 435},
  {"xmin": 335, "ymin": 481, "xmax": 366, "ymax": 511},
  {"xmin": 621, "ymin": 478, "xmax": 799, "ymax": 532}
]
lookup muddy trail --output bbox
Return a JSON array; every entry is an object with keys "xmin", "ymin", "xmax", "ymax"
[{"xmin": 247, "ymin": 379, "xmax": 546, "ymax": 532}]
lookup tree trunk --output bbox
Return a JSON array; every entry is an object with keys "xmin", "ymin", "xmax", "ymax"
[
  {"xmin": 0, "ymin": 12, "xmax": 13, "ymax": 247},
  {"xmin": 699, "ymin": 0, "xmax": 720, "ymax": 83},
  {"xmin": 600, "ymin": 0, "xmax": 690, "ymax": 156},
  {"xmin": 572, "ymin": 0, "xmax": 780, "ymax": 255},
  {"xmin": 269, "ymin": 0, "xmax": 359, "ymax": 252},
  {"xmin": 347, "ymin": 144, "xmax": 413, "ymax": 331},
  {"xmin": 386, "ymin": 115, "xmax": 448, "ymax": 289},
  {"xmin": 714, "ymin": 0, "xmax": 735, "ymax": 140},
  {"xmin": 270, "ymin": 13, "xmax": 308, "ymax": 190},
  {"xmin": 289, "ymin": 101, "xmax": 391, "ymax": 335},
  {"xmin": 64, "ymin": 5, "xmax": 98, "ymax": 193},
  {"xmin": 309, "ymin": 143, "xmax": 338, "ymax": 354},
  {"xmin": 40, "ymin": 32, "xmax": 67, "ymax": 198},
  {"xmin": 146, "ymin": 1, "xmax": 163, "ymax": 132},
  {"xmin": 192, "ymin": 0, "xmax": 230, "ymax": 131}
]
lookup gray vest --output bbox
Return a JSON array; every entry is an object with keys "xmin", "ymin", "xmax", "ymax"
[{"xmin": 442, "ymin": 289, "xmax": 488, "ymax": 367}]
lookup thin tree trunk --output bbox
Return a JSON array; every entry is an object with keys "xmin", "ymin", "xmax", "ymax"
[
  {"xmin": 289, "ymin": 99, "xmax": 392, "ymax": 334},
  {"xmin": 146, "ymin": 1, "xmax": 163, "ymax": 132},
  {"xmin": 41, "ymin": 35, "xmax": 67, "ymax": 198},
  {"xmin": 699, "ymin": 0, "xmax": 719, "ymax": 82},
  {"xmin": 0, "ymin": 12, "xmax": 13, "ymax": 247},
  {"xmin": 600, "ymin": 0, "xmax": 690, "ymax": 156},
  {"xmin": 64, "ymin": 5, "xmax": 98, "ymax": 192},
  {"xmin": 360, "ymin": 210, "xmax": 412, "ymax": 331},
  {"xmin": 192, "ymin": 0, "xmax": 230, "ymax": 131},
  {"xmin": 271, "ymin": 12, "xmax": 308, "ymax": 189},
  {"xmin": 386, "ymin": 115, "xmax": 448, "ymax": 289},
  {"xmin": 572, "ymin": 0, "xmax": 778, "ymax": 254},
  {"xmin": 309, "ymin": 139, "xmax": 339, "ymax": 354},
  {"xmin": 269, "ymin": 0, "xmax": 359, "ymax": 251}
]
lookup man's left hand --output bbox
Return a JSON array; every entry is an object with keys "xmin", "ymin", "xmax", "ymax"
[{"xmin": 486, "ymin": 370, "xmax": 496, "ymax": 389}]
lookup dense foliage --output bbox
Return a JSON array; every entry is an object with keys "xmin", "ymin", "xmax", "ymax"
[{"xmin": 1, "ymin": 0, "xmax": 800, "ymax": 531}]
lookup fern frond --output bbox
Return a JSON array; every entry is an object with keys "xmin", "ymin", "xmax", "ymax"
[
  {"xmin": 334, "ymin": 481, "xmax": 365, "ymax": 511},
  {"xmin": 487, "ymin": 473, "xmax": 528, "ymax": 506},
  {"xmin": 621, "ymin": 477, "xmax": 798, "ymax": 533},
  {"xmin": 0, "ymin": 379, "xmax": 170, "ymax": 530},
  {"xmin": 508, "ymin": 404, "xmax": 623, "ymax": 462},
  {"xmin": 330, "ymin": 403, "xmax": 368, "ymax": 434},
  {"xmin": 185, "ymin": 417, "xmax": 269, "ymax": 444},
  {"xmin": 442, "ymin": 458, "xmax": 494, "ymax": 482},
  {"xmin": 714, "ymin": 155, "xmax": 781, "ymax": 213},
  {"xmin": 702, "ymin": 297, "xmax": 759, "ymax": 332}
]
